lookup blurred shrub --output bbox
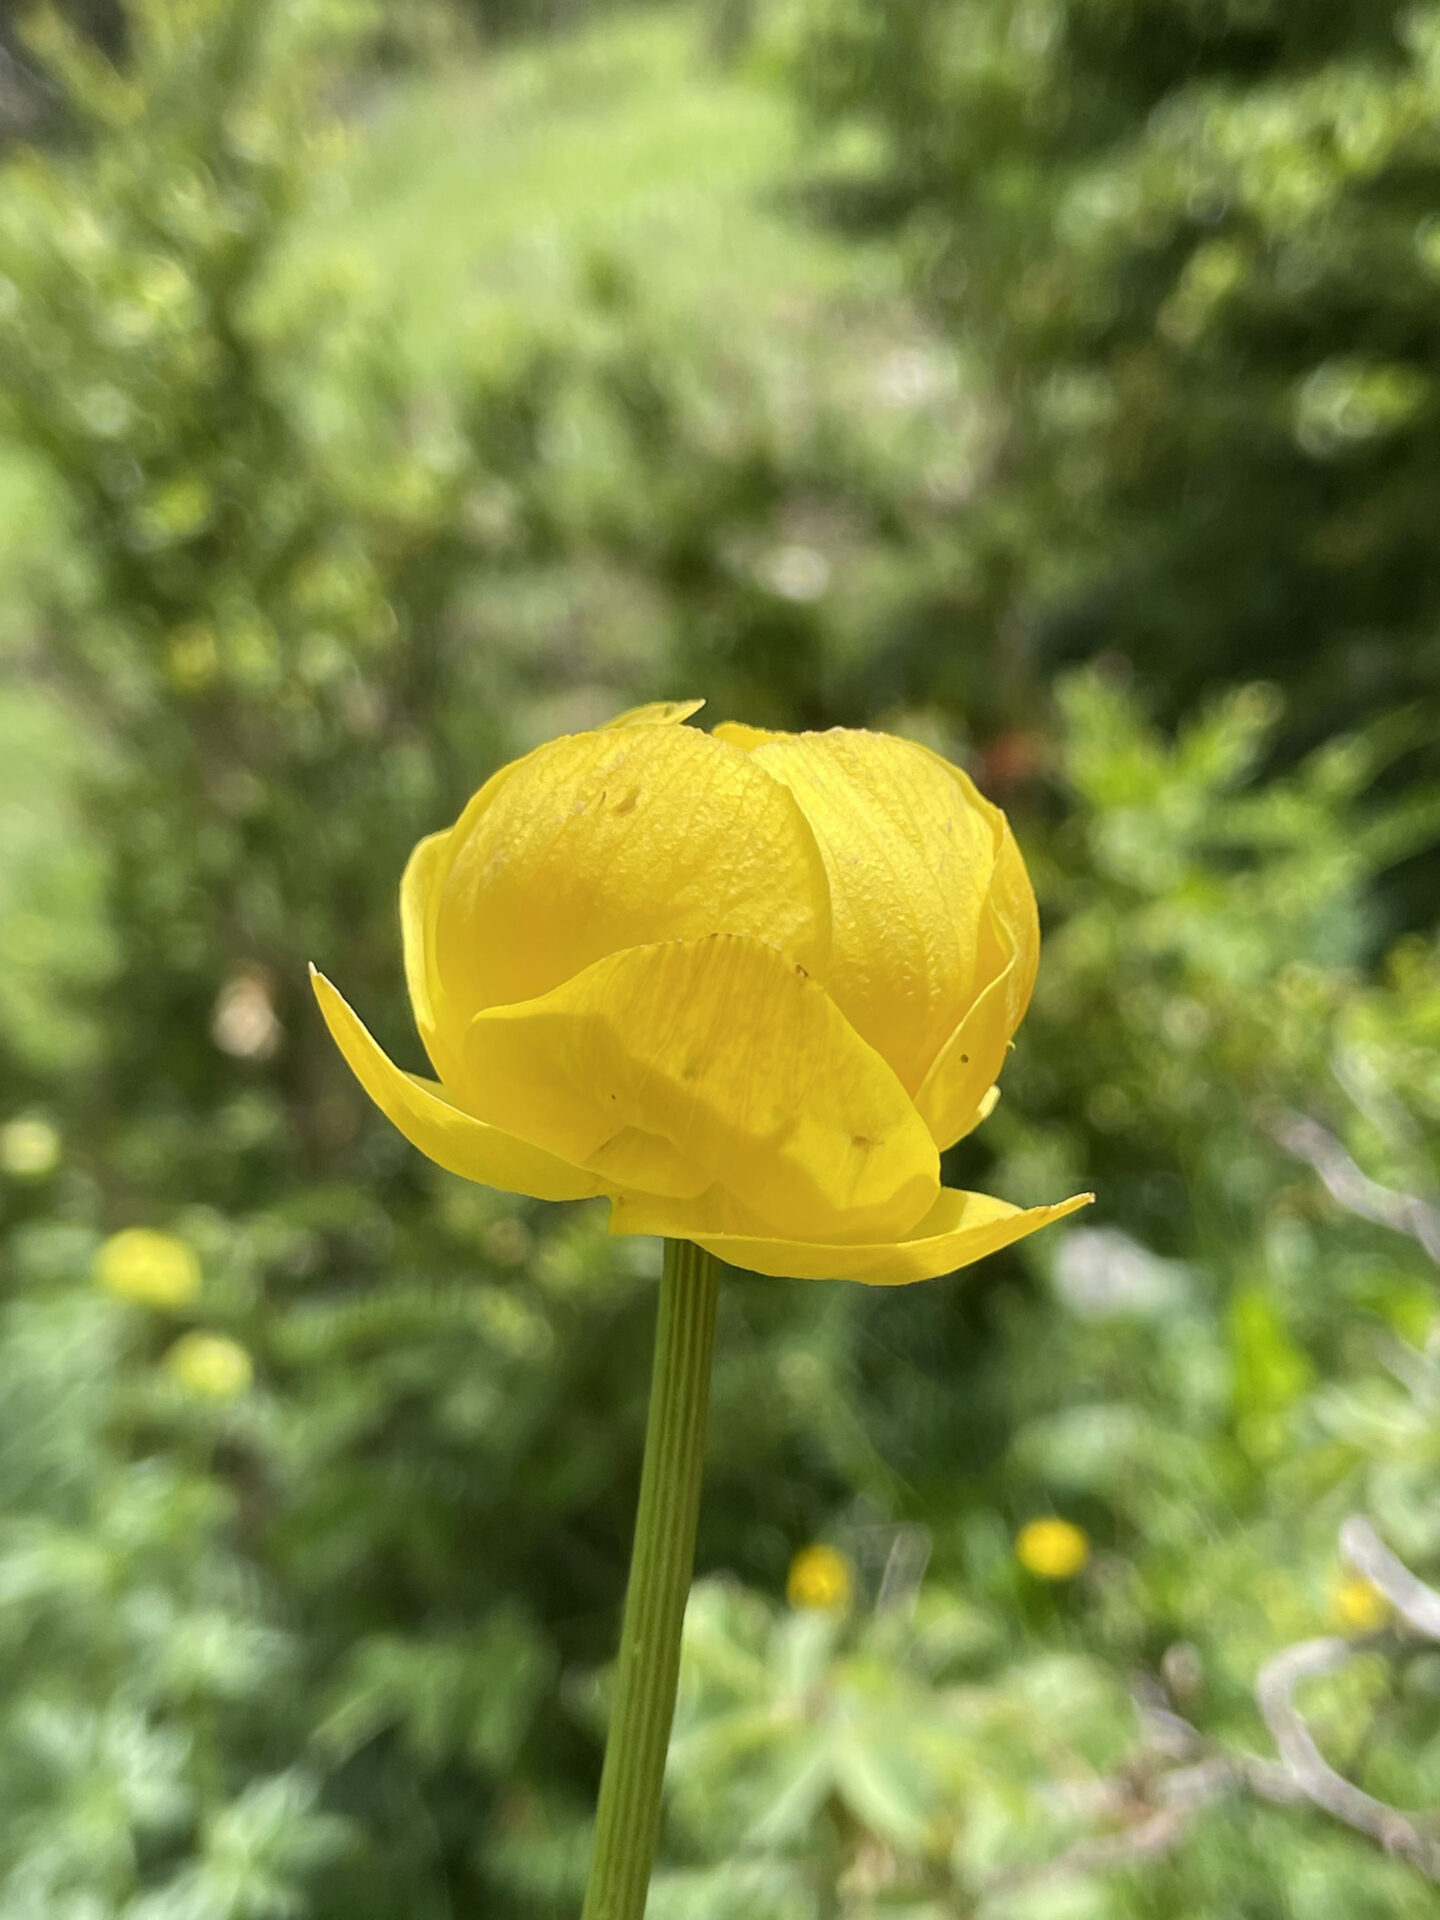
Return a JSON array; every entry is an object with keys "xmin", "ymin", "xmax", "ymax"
[{"xmin": 778, "ymin": 0, "xmax": 1440, "ymax": 734}]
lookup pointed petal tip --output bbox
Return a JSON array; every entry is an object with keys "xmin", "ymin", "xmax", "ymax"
[
  {"xmin": 310, "ymin": 969, "xmax": 604, "ymax": 1203},
  {"xmin": 612, "ymin": 1184, "xmax": 1094, "ymax": 1284},
  {"xmin": 603, "ymin": 697, "xmax": 706, "ymax": 729}
]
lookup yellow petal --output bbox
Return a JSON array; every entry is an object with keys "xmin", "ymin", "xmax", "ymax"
[
  {"xmin": 608, "ymin": 1185, "xmax": 1093, "ymax": 1285},
  {"xmin": 914, "ymin": 963, "xmax": 1015, "ymax": 1149},
  {"xmin": 711, "ymin": 720, "xmax": 778, "ymax": 750},
  {"xmin": 984, "ymin": 809, "xmax": 1040, "ymax": 1018},
  {"xmin": 400, "ymin": 828, "xmax": 459, "ymax": 1081},
  {"xmin": 310, "ymin": 968, "xmax": 604, "ymax": 1202},
  {"xmin": 583, "ymin": 1125, "xmax": 712, "ymax": 1198},
  {"xmin": 461, "ymin": 933, "xmax": 939, "ymax": 1239},
  {"xmin": 744, "ymin": 729, "xmax": 1001, "ymax": 1096},
  {"xmin": 433, "ymin": 724, "xmax": 831, "ymax": 1019},
  {"xmin": 914, "ymin": 816, "xmax": 1039, "ymax": 1149},
  {"xmin": 601, "ymin": 698, "xmax": 706, "ymax": 727}
]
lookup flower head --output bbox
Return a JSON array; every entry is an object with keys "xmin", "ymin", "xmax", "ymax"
[
  {"xmin": 787, "ymin": 1543, "xmax": 853, "ymax": 1611},
  {"xmin": 1016, "ymin": 1517, "xmax": 1090, "ymax": 1582},
  {"xmin": 164, "ymin": 1331, "xmax": 253, "ymax": 1399},
  {"xmin": 95, "ymin": 1228, "xmax": 201, "ymax": 1309},
  {"xmin": 312, "ymin": 702, "xmax": 1090, "ymax": 1283}
]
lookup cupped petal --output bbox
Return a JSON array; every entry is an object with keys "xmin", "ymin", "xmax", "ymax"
[
  {"xmin": 460, "ymin": 933, "xmax": 940, "ymax": 1240},
  {"xmin": 737, "ymin": 728, "xmax": 1001, "ymax": 1097},
  {"xmin": 310, "ymin": 968, "xmax": 605, "ymax": 1202},
  {"xmin": 434, "ymin": 725, "xmax": 832, "ymax": 1021},
  {"xmin": 608, "ymin": 1184, "xmax": 1093, "ymax": 1285}
]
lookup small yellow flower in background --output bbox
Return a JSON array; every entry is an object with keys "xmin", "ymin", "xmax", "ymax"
[
  {"xmin": 165, "ymin": 1332, "xmax": 253, "ymax": 1399},
  {"xmin": 1016, "ymin": 1517, "xmax": 1090, "ymax": 1582},
  {"xmin": 311, "ymin": 700, "xmax": 1091, "ymax": 1286},
  {"xmin": 0, "ymin": 1116, "xmax": 61, "ymax": 1179},
  {"xmin": 787, "ymin": 1544, "xmax": 853, "ymax": 1611},
  {"xmin": 1330, "ymin": 1572, "xmax": 1390, "ymax": 1632},
  {"xmin": 95, "ymin": 1228, "xmax": 201, "ymax": 1309}
]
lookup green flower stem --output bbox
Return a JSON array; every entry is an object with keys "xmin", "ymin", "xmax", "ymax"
[{"xmin": 581, "ymin": 1237, "xmax": 722, "ymax": 1920}]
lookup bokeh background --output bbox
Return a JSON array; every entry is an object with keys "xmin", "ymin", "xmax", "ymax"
[{"xmin": 2, "ymin": 1, "xmax": 1440, "ymax": 1914}]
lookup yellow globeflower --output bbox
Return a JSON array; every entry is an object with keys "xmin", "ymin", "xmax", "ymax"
[
  {"xmin": 95, "ymin": 1228, "xmax": 201, "ymax": 1309},
  {"xmin": 165, "ymin": 1332, "xmax": 254, "ymax": 1399},
  {"xmin": 312, "ymin": 702, "xmax": 1090, "ymax": 1284},
  {"xmin": 787, "ymin": 1544, "xmax": 853, "ymax": 1611},
  {"xmin": 1016, "ymin": 1517, "xmax": 1090, "ymax": 1582}
]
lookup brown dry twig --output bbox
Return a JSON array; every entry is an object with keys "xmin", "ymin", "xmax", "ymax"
[{"xmin": 976, "ymin": 1515, "xmax": 1440, "ymax": 1902}]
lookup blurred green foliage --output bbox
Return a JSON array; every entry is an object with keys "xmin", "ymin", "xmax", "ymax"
[
  {"xmin": 780, "ymin": 0, "xmax": 1440, "ymax": 734},
  {"xmin": 1, "ymin": 1, "xmax": 1439, "ymax": 1917}
]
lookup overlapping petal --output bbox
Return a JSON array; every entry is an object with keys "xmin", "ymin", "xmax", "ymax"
[
  {"xmin": 311, "ymin": 968, "xmax": 605, "ymax": 1203},
  {"xmin": 913, "ymin": 809, "xmax": 1038, "ymax": 1148},
  {"xmin": 433, "ymin": 725, "xmax": 832, "ymax": 1024},
  {"xmin": 713, "ymin": 726, "xmax": 1028, "ymax": 1118},
  {"xmin": 608, "ymin": 1184, "xmax": 1093, "ymax": 1284},
  {"xmin": 394, "ymin": 701, "xmax": 706, "ymax": 1083},
  {"xmin": 459, "ymin": 933, "xmax": 940, "ymax": 1240}
]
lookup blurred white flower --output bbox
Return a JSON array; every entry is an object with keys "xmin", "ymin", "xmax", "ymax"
[
  {"xmin": 1052, "ymin": 1227, "xmax": 1192, "ymax": 1320},
  {"xmin": 757, "ymin": 544, "xmax": 830, "ymax": 602},
  {"xmin": 212, "ymin": 966, "xmax": 281, "ymax": 1061}
]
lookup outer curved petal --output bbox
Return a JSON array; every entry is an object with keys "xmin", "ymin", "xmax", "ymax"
[
  {"xmin": 607, "ymin": 1186, "xmax": 1093, "ymax": 1285},
  {"xmin": 737, "ymin": 729, "xmax": 1001, "ymax": 1096},
  {"xmin": 310, "ymin": 969, "xmax": 605, "ymax": 1203},
  {"xmin": 914, "ymin": 816, "xmax": 1039, "ymax": 1149},
  {"xmin": 400, "ymin": 828, "xmax": 459, "ymax": 1083},
  {"xmin": 982, "ymin": 809, "xmax": 1040, "ymax": 1019},
  {"xmin": 435, "ymin": 726, "xmax": 832, "ymax": 1022},
  {"xmin": 914, "ymin": 959, "xmax": 1016, "ymax": 1149},
  {"xmin": 460, "ymin": 933, "xmax": 939, "ymax": 1241}
]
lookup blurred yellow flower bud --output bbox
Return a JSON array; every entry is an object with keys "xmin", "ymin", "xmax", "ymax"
[
  {"xmin": 312, "ymin": 702, "xmax": 1089, "ymax": 1284},
  {"xmin": 1330, "ymin": 1573, "xmax": 1390, "ymax": 1632},
  {"xmin": 165, "ymin": 1332, "xmax": 253, "ymax": 1399},
  {"xmin": 0, "ymin": 1116, "xmax": 61, "ymax": 1179},
  {"xmin": 1016, "ymin": 1517, "xmax": 1090, "ymax": 1582},
  {"xmin": 95, "ymin": 1228, "xmax": 201, "ymax": 1309},
  {"xmin": 787, "ymin": 1544, "xmax": 853, "ymax": 1611}
]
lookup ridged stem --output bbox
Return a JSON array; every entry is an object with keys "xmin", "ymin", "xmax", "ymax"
[{"xmin": 581, "ymin": 1238, "xmax": 721, "ymax": 1920}]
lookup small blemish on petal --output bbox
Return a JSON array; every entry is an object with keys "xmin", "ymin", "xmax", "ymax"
[{"xmin": 613, "ymin": 790, "xmax": 639, "ymax": 816}]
